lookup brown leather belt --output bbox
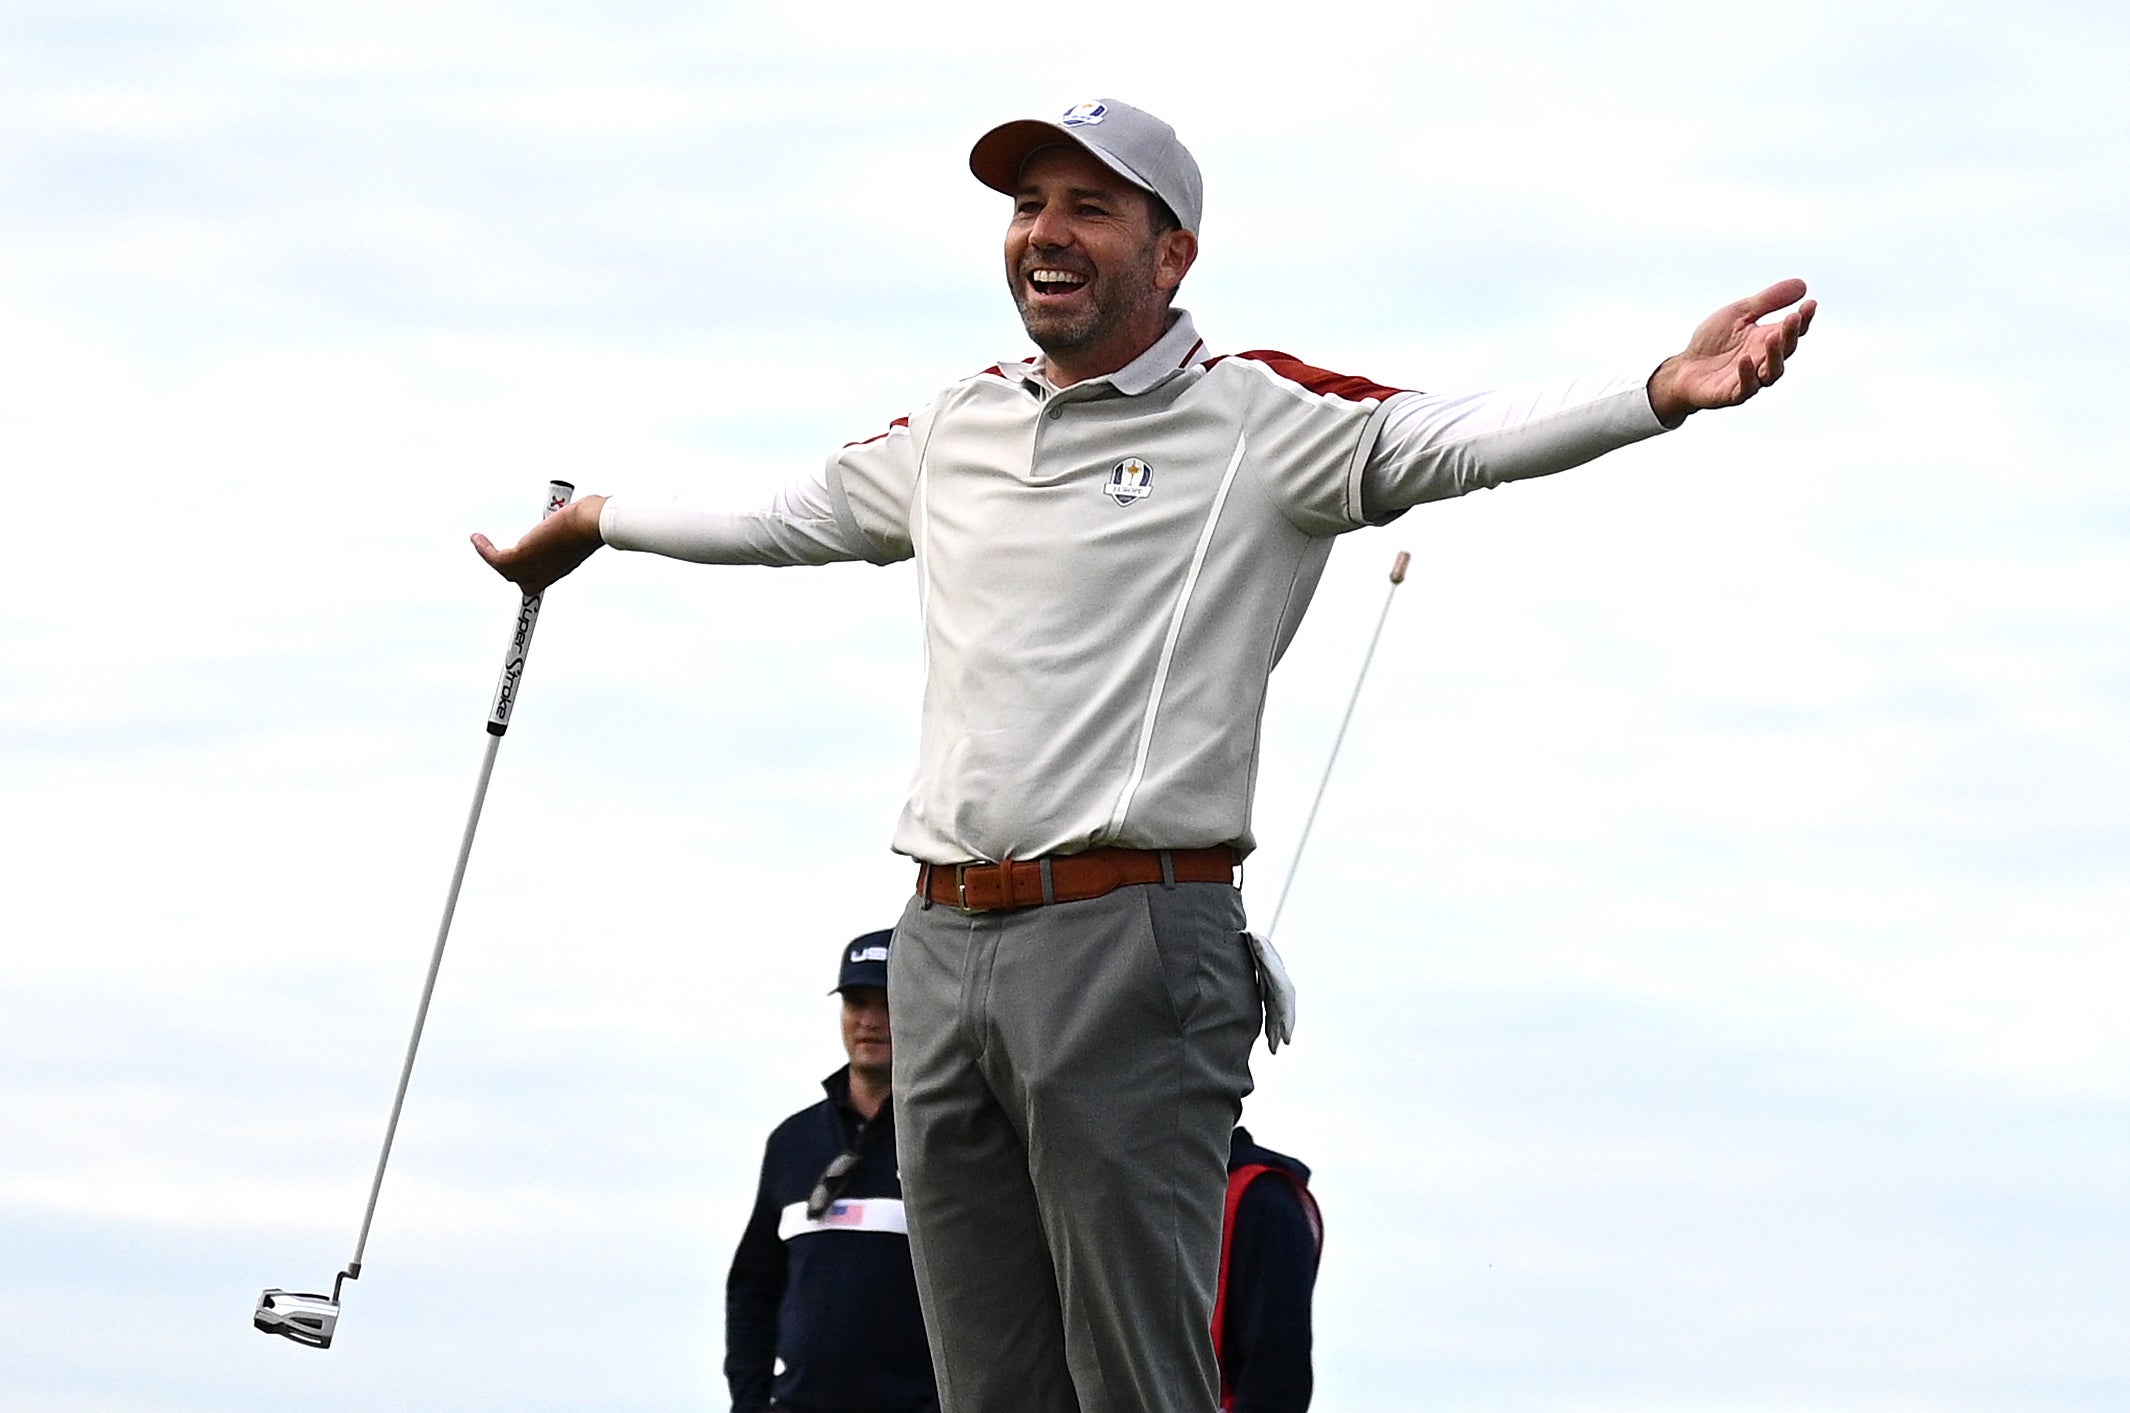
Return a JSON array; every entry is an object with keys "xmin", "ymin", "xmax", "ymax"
[{"xmin": 917, "ymin": 846, "xmax": 1237, "ymax": 914}]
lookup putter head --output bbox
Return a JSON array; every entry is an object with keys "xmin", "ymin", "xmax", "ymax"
[{"xmin": 254, "ymin": 1287, "xmax": 339, "ymax": 1349}]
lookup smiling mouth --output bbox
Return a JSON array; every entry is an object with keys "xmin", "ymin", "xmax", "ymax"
[{"xmin": 1028, "ymin": 268, "xmax": 1090, "ymax": 297}]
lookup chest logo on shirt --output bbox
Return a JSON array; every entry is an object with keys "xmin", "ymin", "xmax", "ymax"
[{"xmin": 1104, "ymin": 458, "xmax": 1154, "ymax": 506}]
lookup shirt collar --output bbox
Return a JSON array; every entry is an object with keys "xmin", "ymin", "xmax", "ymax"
[
  {"xmin": 1002, "ymin": 308, "xmax": 1209, "ymax": 398},
  {"xmin": 822, "ymin": 1064, "xmax": 894, "ymax": 1125}
]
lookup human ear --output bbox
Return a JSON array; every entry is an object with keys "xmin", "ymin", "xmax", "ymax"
[{"xmin": 1157, "ymin": 228, "xmax": 1198, "ymax": 293}]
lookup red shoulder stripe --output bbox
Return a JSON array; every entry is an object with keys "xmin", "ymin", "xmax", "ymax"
[
  {"xmin": 1215, "ymin": 349, "xmax": 1408, "ymax": 402},
  {"xmin": 843, "ymin": 414, "xmax": 911, "ymax": 449},
  {"xmin": 842, "ymin": 361, "xmax": 1016, "ymax": 449}
]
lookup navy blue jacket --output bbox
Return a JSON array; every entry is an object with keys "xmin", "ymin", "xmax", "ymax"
[
  {"xmin": 725, "ymin": 1068, "xmax": 938, "ymax": 1413},
  {"xmin": 1218, "ymin": 1127, "xmax": 1323, "ymax": 1413}
]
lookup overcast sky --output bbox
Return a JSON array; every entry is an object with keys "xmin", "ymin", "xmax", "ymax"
[{"xmin": 4, "ymin": 2, "xmax": 2126, "ymax": 1410}]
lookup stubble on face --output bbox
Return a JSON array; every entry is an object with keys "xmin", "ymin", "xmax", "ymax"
[
  {"xmin": 1011, "ymin": 225, "xmax": 1166, "ymax": 359},
  {"xmin": 1003, "ymin": 145, "xmax": 1186, "ymax": 384}
]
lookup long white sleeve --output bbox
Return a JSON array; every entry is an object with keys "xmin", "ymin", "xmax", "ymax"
[
  {"xmin": 1359, "ymin": 370, "xmax": 1668, "ymax": 521},
  {"xmin": 598, "ymin": 457, "xmax": 882, "ymax": 566}
]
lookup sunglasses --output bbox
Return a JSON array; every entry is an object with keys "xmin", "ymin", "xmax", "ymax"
[{"xmin": 806, "ymin": 1143, "xmax": 866, "ymax": 1221}]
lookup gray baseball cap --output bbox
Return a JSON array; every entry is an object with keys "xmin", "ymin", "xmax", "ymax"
[{"xmin": 970, "ymin": 99, "xmax": 1203, "ymax": 233}]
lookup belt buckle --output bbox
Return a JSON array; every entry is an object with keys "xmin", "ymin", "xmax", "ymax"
[{"xmin": 954, "ymin": 862, "xmax": 981, "ymax": 914}]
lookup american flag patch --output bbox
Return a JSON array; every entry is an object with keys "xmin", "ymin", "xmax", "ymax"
[{"xmin": 780, "ymin": 1196, "xmax": 910, "ymax": 1239}]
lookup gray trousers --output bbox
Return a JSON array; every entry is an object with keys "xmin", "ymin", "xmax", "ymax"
[{"xmin": 888, "ymin": 881, "xmax": 1261, "ymax": 1413}]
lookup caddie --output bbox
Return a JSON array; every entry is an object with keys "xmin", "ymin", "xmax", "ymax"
[
  {"xmin": 475, "ymin": 97, "xmax": 1815, "ymax": 1413},
  {"xmin": 724, "ymin": 929, "xmax": 937, "ymax": 1413}
]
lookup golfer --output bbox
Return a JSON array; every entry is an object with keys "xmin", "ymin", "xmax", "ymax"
[{"xmin": 476, "ymin": 98, "xmax": 1814, "ymax": 1413}]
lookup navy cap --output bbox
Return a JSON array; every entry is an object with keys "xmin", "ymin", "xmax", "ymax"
[{"xmin": 832, "ymin": 929, "xmax": 894, "ymax": 994}]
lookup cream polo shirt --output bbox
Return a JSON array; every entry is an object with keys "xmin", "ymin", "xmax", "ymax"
[{"xmin": 602, "ymin": 311, "xmax": 1667, "ymax": 865}]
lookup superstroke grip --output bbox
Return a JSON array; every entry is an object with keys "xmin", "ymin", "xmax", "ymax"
[{"xmin": 486, "ymin": 480, "xmax": 575, "ymax": 736}]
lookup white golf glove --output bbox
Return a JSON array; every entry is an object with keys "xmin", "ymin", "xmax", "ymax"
[{"xmin": 1244, "ymin": 931, "xmax": 1298, "ymax": 1052}]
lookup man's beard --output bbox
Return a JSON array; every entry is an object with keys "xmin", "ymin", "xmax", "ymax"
[
  {"xmin": 1015, "ymin": 290, "xmax": 1105, "ymax": 354},
  {"xmin": 1013, "ymin": 245, "xmax": 1163, "ymax": 356}
]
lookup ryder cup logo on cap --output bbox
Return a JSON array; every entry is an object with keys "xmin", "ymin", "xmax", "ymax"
[
  {"xmin": 1104, "ymin": 458, "xmax": 1154, "ymax": 506},
  {"xmin": 968, "ymin": 97, "xmax": 1204, "ymax": 233}
]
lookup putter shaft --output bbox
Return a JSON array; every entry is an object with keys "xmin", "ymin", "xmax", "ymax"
[{"xmin": 346, "ymin": 480, "xmax": 574, "ymax": 1280}]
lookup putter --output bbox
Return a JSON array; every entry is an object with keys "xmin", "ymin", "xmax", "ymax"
[{"xmin": 254, "ymin": 480, "xmax": 575, "ymax": 1349}]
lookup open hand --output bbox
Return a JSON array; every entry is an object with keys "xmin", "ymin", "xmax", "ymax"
[
  {"xmin": 471, "ymin": 495, "xmax": 608, "ymax": 597},
  {"xmin": 1648, "ymin": 279, "xmax": 1817, "ymax": 427}
]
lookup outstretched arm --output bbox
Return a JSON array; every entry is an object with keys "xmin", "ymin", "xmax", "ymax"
[
  {"xmin": 1647, "ymin": 278, "xmax": 1817, "ymax": 428},
  {"xmin": 471, "ymin": 494, "xmax": 609, "ymax": 596}
]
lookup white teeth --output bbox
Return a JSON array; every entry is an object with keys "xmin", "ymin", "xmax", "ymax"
[{"xmin": 1031, "ymin": 269, "xmax": 1087, "ymax": 287}]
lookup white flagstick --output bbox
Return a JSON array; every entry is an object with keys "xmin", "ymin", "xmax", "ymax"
[
  {"xmin": 1264, "ymin": 549, "xmax": 1411, "ymax": 942},
  {"xmin": 255, "ymin": 480, "xmax": 574, "ymax": 1348},
  {"xmin": 1247, "ymin": 549, "xmax": 1410, "ymax": 1054}
]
